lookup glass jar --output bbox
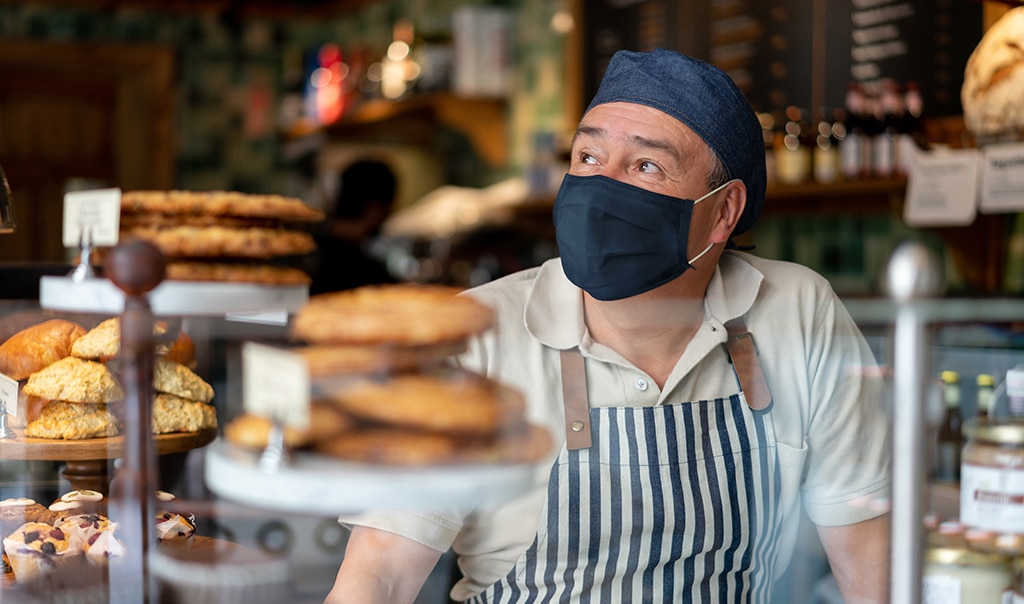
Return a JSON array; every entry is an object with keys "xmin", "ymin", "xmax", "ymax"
[
  {"xmin": 923, "ymin": 530, "xmax": 1014, "ymax": 603},
  {"xmin": 962, "ymin": 419, "xmax": 1024, "ymax": 542}
]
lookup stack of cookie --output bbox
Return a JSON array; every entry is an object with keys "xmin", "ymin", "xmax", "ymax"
[
  {"xmin": 0, "ymin": 317, "xmax": 217, "ymax": 439},
  {"xmin": 224, "ymin": 284, "xmax": 551, "ymax": 465},
  {"xmin": 114, "ymin": 190, "xmax": 325, "ymax": 286}
]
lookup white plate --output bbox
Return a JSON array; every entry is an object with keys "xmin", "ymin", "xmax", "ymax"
[
  {"xmin": 39, "ymin": 276, "xmax": 307, "ymax": 318},
  {"xmin": 203, "ymin": 438, "xmax": 543, "ymax": 515}
]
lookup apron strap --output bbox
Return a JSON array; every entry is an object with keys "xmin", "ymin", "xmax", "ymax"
[
  {"xmin": 559, "ymin": 349, "xmax": 592, "ymax": 450},
  {"xmin": 724, "ymin": 317, "xmax": 772, "ymax": 411}
]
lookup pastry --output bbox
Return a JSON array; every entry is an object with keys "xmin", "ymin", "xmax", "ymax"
[
  {"xmin": 0, "ymin": 319, "xmax": 86, "ymax": 380},
  {"xmin": 2, "ymin": 522, "xmax": 82, "ymax": 583},
  {"xmin": 25, "ymin": 402, "xmax": 120, "ymax": 440},
  {"xmin": 151, "ymin": 394, "xmax": 217, "ymax": 434},
  {"xmin": 1, "ymin": 499, "xmax": 59, "ymax": 545},
  {"xmin": 83, "ymin": 524, "xmax": 126, "ymax": 567},
  {"xmin": 22, "ymin": 357, "xmax": 123, "ymax": 403},
  {"xmin": 290, "ymin": 284, "xmax": 494, "ymax": 346},
  {"xmin": 314, "ymin": 423, "xmax": 552, "ymax": 466},
  {"xmin": 120, "ymin": 190, "xmax": 325, "ymax": 222},
  {"xmin": 72, "ymin": 317, "xmax": 197, "ymax": 367},
  {"xmin": 962, "ymin": 6, "xmax": 1024, "ymax": 138},
  {"xmin": 326, "ymin": 372, "xmax": 526, "ymax": 436},
  {"xmin": 48, "ymin": 490, "xmax": 106, "ymax": 519},
  {"xmin": 296, "ymin": 341, "xmax": 466, "ymax": 377},
  {"xmin": 153, "ymin": 357, "xmax": 214, "ymax": 404},
  {"xmin": 120, "ymin": 225, "xmax": 316, "ymax": 259},
  {"xmin": 164, "ymin": 261, "xmax": 311, "ymax": 285},
  {"xmin": 56, "ymin": 514, "xmax": 114, "ymax": 549},
  {"xmin": 154, "ymin": 512, "xmax": 196, "ymax": 542},
  {"xmin": 223, "ymin": 402, "xmax": 353, "ymax": 449}
]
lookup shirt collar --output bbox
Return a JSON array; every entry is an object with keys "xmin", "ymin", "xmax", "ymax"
[{"xmin": 525, "ymin": 251, "xmax": 764, "ymax": 350}]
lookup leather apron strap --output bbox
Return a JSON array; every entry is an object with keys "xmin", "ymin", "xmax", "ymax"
[
  {"xmin": 559, "ymin": 349, "xmax": 592, "ymax": 450},
  {"xmin": 724, "ymin": 317, "xmax": 772, "ymax": 411}
]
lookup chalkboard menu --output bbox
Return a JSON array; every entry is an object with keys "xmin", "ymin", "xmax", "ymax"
[{"xmin": 580, "ymin": 0, "xmax": 983, "ymax": 118}]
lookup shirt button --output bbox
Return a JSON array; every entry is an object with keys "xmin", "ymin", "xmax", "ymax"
[{"xmin": 635, "ymin": 379, "xmax": 649, "ymax": 391}]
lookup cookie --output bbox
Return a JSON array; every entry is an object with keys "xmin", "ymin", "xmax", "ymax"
[
  {"xmin": 326, "ymin": 372, "xmax": 525, "ymax": 436},
  {"xmin": 164, "ymin": 262, "xmax": 311, "ymax": 285},
  {"xmin": 120, "ymin": 190, "xmax": 325, "ymax": 222},
  {"xmin": 314, "ymin": 423, "xmax": 552, "ymax": 466},
  {"xmin": 120, "ymin": 213, "xmax": 278, "ymax": 230},
  {"xmin": 223, "ymin": 402, "xmax": 354, "ymax": 449},
  {"xmin": 151, "ymin": 394, "xmax": 217, "ymax": 434},
  {"xmin": 23, "ymin": 357, "xmax": 123, "ymax": 404},
  {"xmin": 24, "ymin": 402, "xmax": 120, "ymax": 440},
  {"xmin": 153, "ymin": 357, "xmax": 214, "ymax": 403},
  {"xmin": 120, "ymin": 225, "xmax": 316, "ymax": 259},
  {"xmin": 296, "ymin": 341, "xmax": 466, "ymax": 377},
  {"xmin": 290, "ymin": 284, "xmax": 494, "ymax": 346}
]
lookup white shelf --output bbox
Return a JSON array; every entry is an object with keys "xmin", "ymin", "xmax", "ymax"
[
  {"xmin": 39, "ymin": 276, "xmax": 308, "ymax": 318},
  {"xmin": 204, "ymin": 438, "xmax": 543, "ymax": 515}
]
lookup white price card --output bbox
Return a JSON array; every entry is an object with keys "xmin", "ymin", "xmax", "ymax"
[
  {"xmin": 980, "ymin": 142, "xmax": 1024, "ymax": 213},
  {"xmin": 0, "ymin": 372, "xmax": 17, "ymax": 420},
  {"xmin": 241, "ymin": 342, "xmax": 310, "ymax": 430},
  {"xmin": 62, "ymin": 188, "xmax": 121, "ymax": 247},
  {"xmin": 904, "ymin": 148, "xmax": 979, "ymax": 227}
]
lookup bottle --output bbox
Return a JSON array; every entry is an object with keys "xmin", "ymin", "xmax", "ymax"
[
  {"xmin": 935, "ymin": 370, "xmax": 963, "ymax": 483},
  {"xmin": 897, "ymin": 82, "xmax": 925, "ymax": 176},
  {"xmin": 840, "ymin": 83, "xmax": 866, "ymax": 180},
  {"xmin": 873, "ymin": 80, "xmax": 902, "ymax": 178},
  {"xmin": 775, "ymin": 106, "xmax": 812, "ymax": 185},
  {"xmin": 813, "ymin": 110, "xmax": 840, "ymax": 184},
  {"xmin": 1006, "ymin": 367, "xmax": 1024, "ymax": 418},
  {"xmin": 758, "ymin": 112, "xmax": 777, "ymax": 187},
  {"xmin": 976, "ymin": 374, "xmax": 995, "ymax": 422}
]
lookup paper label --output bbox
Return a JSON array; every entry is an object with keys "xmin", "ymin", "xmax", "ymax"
[
  {"xmin": 241, "ymin": 342, "xmax": 310, "ymax": 429},
  {"xmin": 922, "ymin": 575, "xmax": 960, "ymax": 604},
  {"xmin": 980, "ymin": 143, "xmax": 1024, "ymax": 214},
  {"xmin": 904, "ymin": 149, "xmax": 979, "ymax": 227},
  {"xmin": 62, "ymin": 188, "xmax": 121, "ymax": 247},
  {"xmin": 0, "ymin": 373, "xmax": 17, "ymax": 418},
  {"xmin": 961, "ymin": 463, "xmax": 1024, "ymax": 532}
]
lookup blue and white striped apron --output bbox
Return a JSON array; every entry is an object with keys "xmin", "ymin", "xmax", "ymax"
[{"xmin": 467, "ymin": 335, "xmax": 782, "ymax": 603}]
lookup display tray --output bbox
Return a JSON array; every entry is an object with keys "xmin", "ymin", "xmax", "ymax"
[
  {"xmin": 39, "ymin": 276, "xmax": 308, "ymax": 317},
  {"xmin": 0, "ymin": 428, "xmax": 217, "ymax": 461},
  {"xmin": 204, "ymin": 438, "xmax": 543, "ymax": 515}
]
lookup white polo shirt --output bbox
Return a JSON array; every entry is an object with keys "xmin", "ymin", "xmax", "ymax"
[{"xmin": 348, "ymin": 251, "xmax": 891, "ymax": 601}]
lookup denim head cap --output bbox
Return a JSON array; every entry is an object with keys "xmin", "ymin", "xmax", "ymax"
[{"xmin": 586, "ymin": 48, "xmax": 766, "ymax": 236}]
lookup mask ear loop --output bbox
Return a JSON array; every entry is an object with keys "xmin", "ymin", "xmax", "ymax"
[{"xmin": 687, "ymin": 178, "xmax": 740, "ymax": 266}]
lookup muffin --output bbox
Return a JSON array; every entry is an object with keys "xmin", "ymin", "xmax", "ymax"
[
  {"xmin": 57, "ymin": 514, "xmax": 114, "ymax": 549},
  {"xmin": 2, "ymin": 521, "xmax": 82, "ymax": 582},
  {"xmin": 83, "ymin": 524, "xmax": 126, "ymax": 567}
]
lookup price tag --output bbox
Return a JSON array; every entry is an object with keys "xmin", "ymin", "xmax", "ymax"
[
  {"xmin": 980, "ymin": 142, "xmax": 1024, "ymax": 213},
  {"xmin": 904, "ymin": 148, "xmax": 979, "ymax": 227},
  {"xmin": 0, "ymin": 372, "xmax": 17, "ymax": 418},
  {"xmin": 62, "ymin": 188, "xmax": 121, "ymax": 247},
  {"xmin": 241, "ymin": 342, "xmax": 310, "ymax": 430}
]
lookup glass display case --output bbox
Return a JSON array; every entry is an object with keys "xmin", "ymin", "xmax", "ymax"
[{"xmin": 1, "ymin": 242, "xmax": 1023, "ymax": 603}]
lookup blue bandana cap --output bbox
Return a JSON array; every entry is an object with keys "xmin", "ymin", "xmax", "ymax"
[{"xmin": 586, "ymin": 48, "xmax": 766, "ymax": 236}]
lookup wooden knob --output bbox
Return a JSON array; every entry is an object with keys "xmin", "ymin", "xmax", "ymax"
[{"xmin": 106, "ymin": 239, "xmax": 166, "ymax": 296}]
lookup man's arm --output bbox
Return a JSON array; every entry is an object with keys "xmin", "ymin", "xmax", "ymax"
[
  {"xmin": 817, "ymin": 514, "xmax": 891, "ymax": 603},
  {"xmin": 324, "ymin": 525, "xmax": 444, "ymax": 604}
]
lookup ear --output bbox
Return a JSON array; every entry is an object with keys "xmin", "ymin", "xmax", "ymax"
[{"xmin": 708, "ymin": 180, "xmax": 747, "ymax": 244}]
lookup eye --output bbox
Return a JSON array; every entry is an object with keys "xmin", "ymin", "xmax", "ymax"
[
  {"xmin": 637, "ymin": 160, "xmax": 661, "ymax": 173},
  {"xmin": 579, "ymin": 152, "xmax": 598, "ymax": 165}
]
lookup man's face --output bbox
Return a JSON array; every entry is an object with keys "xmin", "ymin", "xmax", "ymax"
[{"xmin": 569, "ymin": 101, "xmax": 719, "ymax": 203}]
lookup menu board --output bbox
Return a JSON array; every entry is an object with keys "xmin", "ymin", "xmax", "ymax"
[{"xmin": 580, "ymin": 0, "xmax": 982, "ymax": 117}]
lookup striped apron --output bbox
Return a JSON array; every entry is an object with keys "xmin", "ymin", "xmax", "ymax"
[{"xmin": 467, "ymin": 323, "xmax": 782, "ymax": 603}]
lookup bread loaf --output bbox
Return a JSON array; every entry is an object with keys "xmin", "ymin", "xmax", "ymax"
[
  {"xmin": 962, "ymin": 6, "xmax": 1024, "ymax": 138},
  {"xmin": 0, "ymin": 320, "xmax": 86, "ymax": 380}
]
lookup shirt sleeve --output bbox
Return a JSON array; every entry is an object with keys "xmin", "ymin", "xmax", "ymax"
[{"xmin": 800, "ymin": 293, "xmax": 892, "ymax": 527}]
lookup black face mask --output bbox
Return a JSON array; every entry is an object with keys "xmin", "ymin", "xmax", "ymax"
[{"xmin": 553, "ymin": 174, "xmax": 731, "ymax": 301}]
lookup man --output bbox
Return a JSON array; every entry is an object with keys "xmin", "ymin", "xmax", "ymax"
[{"xmin": 326, "ymin": 49, "xmax": 890, "ymax": 603}]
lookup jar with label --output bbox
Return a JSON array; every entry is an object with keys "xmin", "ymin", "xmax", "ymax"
[
  {"xmin": 923, "ymin": 538, "xmax": 1014, "ymax": 603},
  {"xmin": 925, "ymin": 540, "xmax": 1011, "ymax": 604},
  {"xmin": 961, "ymin": 419, "xmax": 1024, "ymax": 540}
]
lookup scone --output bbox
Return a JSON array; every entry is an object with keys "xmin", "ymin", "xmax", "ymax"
[
  {"xmin": 25, "ymin": 402, "xmax": 120, "ymax": 440},
  {"xmin": 2, "ymin": 522, "xmax": 82, "ymax": 582},
  {"xmin": 151, "ymin": 394, "xmax": 217, "ymax": 434},
  {"xmin": 153, "ymin": 357, "xmax": 214, "ymax": 403},
  {"xmin": 22, "ymin": 357, "xmax": 124, "ymax": 403},
  {"xmin": 223, "ymin": 402, "xmax": 354, "ymax": 449}
]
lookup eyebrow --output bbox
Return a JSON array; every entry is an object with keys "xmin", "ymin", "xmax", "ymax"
[{"xmin": 573, "ymin": 125, "xmax": 683, "ymax": 164}]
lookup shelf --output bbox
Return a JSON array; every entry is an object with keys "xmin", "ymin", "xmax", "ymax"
[
  {"xmin": 325, "ymin": 93, "xmax": 508, "ymax": 167},
  {"xmin": 763, "ymin": 177, "xmax": 908, "ymax": 215}
]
